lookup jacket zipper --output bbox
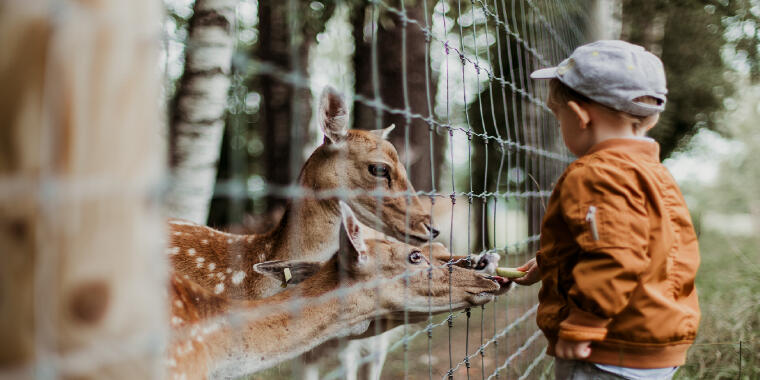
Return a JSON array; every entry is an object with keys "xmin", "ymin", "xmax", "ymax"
[{"xmin": 586, "ymin": 206, "xmax": 600, "ymax": 241}]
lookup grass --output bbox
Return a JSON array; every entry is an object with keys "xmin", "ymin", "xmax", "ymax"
[{"xmin": 675, "ymin": 230, "xmax": 760, "ymax": 380}]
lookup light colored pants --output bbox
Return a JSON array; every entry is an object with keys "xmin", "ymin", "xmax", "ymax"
[
  {"xmin": 554, "ymin": 359, "xmax": 626, "ymax": 380},
  {"xmin": 554, "ymin": 359, "xmax": 676, "ymax": 380}
]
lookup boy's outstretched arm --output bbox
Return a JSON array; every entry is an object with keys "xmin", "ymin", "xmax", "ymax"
[{"xmin": 513, "ymin": 256, "xmax": 541, "ymax": 285}]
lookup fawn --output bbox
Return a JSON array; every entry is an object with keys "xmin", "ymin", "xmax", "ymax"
[{"xmin": 167, "ymin": 202, "xmax": 510, "ymax": 379}]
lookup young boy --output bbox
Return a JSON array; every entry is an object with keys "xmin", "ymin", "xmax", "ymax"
[{"xmin": 514, "ymin": 40, "xmax": 700, "ymax": 379}]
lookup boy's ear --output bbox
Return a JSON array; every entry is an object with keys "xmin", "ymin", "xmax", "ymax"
[
  {"xmin": 253, "ymin": 260, "xmax": 322, "ymax": 285},
  {"xmin": 338, "ymin": 201, "xmax": 369, "ymax": 269},
  {"xmin": 640, "ymin": 113, "xmax": 660, "ymax": 134},
  {"xmin": 567, "ymin": 101, "xmax": 591, "ymax": 129}
]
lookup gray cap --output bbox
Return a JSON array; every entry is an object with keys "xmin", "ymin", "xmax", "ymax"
[{"xmin": 531, "ymin": 40, "xmax": 667, "ymax": 116}]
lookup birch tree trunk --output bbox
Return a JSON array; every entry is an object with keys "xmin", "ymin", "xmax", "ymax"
[
  {"xmin": 0, "ymin": 0, "xmax": 164, "ymax": 378},
  {"xmin": 590, "ymin": 0, "xmax": 623, "ymax": 40},
  {"xmin": 166, "ymin": 0, "xmax": 236, "ymax": 224}
]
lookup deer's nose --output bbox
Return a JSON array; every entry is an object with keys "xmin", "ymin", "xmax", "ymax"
[{"xmin": 424, "ymin": 224, "xmax": 440, "ymax": 238}]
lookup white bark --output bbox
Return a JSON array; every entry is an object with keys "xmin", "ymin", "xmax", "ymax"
[
  {"xmin": 166, "ymin": 0, "xmax": 237, "ymax": 224},
  {"xmin": 0, "ymin": 0, "xmax": 165, "ymax": 378},
  {"xmin": 590, "ymin": 0, "xmax": 623, "ymax": 40}
]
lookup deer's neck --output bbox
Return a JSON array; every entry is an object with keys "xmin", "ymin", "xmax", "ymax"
[
  {"xmin": 265, "ymin": 197, "xmax": 341, "ymax": 262},
  {"xmin": 169, "ymin": 197, "xmax": 342, "ymax": 300},
  {"xmin": 202, "ymin": 267, "xmax": 377, "ymax": 378}
]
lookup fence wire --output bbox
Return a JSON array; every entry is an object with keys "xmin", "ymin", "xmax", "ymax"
[
  {"xmin": 203, "ymin": 0, "xmax": 583, "ymax": 378},
  {"xmin": 4, "ymin": 0, "xmax": 754, "ymax": 380}
]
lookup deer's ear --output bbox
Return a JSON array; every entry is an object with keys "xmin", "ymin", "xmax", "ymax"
[
  {"xmin": 318, "ymin": 86, "xmax": 349, "ymax": 144},
  {"xmin": 369, "ymin": 124, "xmax": 395, "ymax": 140},
  {"xmin": 253, "ymin": 260, "xmax": 322, "ymax": 285},
  {"xmin": 338, "ymin": 201, "xmax": 368, "ymax": 267}
]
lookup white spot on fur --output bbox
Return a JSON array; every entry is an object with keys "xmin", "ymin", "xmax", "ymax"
[
  {"xmin": 258, "ymin": 253, "xmax": 265, "ymax": 261},
  {"xmin": 187, "ymin": 248, "xmax": 196, "ymax": 256},
  {"xmin": 202, "ymin": 323, "xmax": 220, "ymax": 334},
  {"xmin": 246, "ymin": 236, "xmax": 254, "ymax": 243},
  {"xmin": 171, "ymin": 316, "xmax": 183, "ymax": 326},
  {"xmin": 174, "ymin": 300, "xmax": 183, "ymax": 308},
  {"xmin": 227, "ymin": 238, "xmax": 233, "ymax": 244},
  {"xmin": 226, "ymin": 268, "xmax": 232, "ymax": 274},
  {"xmin": 166, "ymin": 247, "xmax": 180, "ymax": 255},
  {"xmin": 201, "ymin": 239, "xmax": 208, "ymax": 245},
  {"xmin": 214, "ymin": 283, "xmax": 224, "ymax": 294},
  {"xmin": 231, "ymin": 271, "xmax": 246, "ymax": 285},
  {"xmin": 196, "ymin": 257, "xmax": 205, "ymax": 263},
  {"xmin": 183, "ymin": 275, "xmax": 189, "ymax": 279},
  {"xmin": 169, "ymin": 220, "xmax": 196, "ymax": 227},
  {"xmin": 208, "ymin": 262, "xmax": 216, "ymax": 271},
  {"xmin": 173, "ymin": 231, "xmax": 183, "ymax": 236}
]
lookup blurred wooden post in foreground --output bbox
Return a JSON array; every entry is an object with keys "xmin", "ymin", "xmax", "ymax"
[{"xmin": 0, "ymin": 1, "xmax": 166, "ymax": 378}]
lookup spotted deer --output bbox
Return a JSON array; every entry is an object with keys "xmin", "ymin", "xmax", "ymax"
[
  {"xmin": 167, "ymin": 203, "xmax": 511, "ymax": 379},
  {"xmin": 167, "ymin": 87, "xmax": 439, "ymax": 300}
]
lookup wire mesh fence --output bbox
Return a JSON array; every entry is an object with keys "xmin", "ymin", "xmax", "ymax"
[
  {"xmin": 3, "ymin": 0, "xmax": 757, "ymax": 379},
  {"xmin": 166, "ymin": 0, "xmax": 586, "ymax": 378}
]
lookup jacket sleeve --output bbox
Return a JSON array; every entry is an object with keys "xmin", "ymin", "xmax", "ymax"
[{"xmin": 557, "ymin": 163, "xmax": 650, "ymax": 342}]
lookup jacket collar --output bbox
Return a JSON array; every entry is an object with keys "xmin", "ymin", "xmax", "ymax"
[{"xmin": 583, "ymin": 137, "xmax": 660, "ymax": 161}]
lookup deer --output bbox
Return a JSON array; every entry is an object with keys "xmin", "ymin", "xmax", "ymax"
[
  {"xmin": 167, "ymin": 87, "xmax": 442, "ymax": 301},
  {"xmin": 166, "ymin": 87, "xmax": 503, "ymax": 379},
  {"xmin": 166, "ymin": 202, "xmax": 512, "ymax": 380}
]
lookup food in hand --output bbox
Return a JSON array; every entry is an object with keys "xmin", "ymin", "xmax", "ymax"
[{"xmin": 496, "ymin": 267, "xmax": 526, "ymax": 278}]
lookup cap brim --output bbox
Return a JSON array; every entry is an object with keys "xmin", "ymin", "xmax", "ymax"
[{"xmin": 530, "ymin": 67, "xmax": 558, "ymax": 79}]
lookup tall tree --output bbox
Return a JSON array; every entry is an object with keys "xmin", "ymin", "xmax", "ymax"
[
  {"xmin": 166, "ymin": 0, "xmax": 237, "ymax": 224},
  {"xmin": 465, "ymin": 0, "xmax": 591, "ymax": 251},
  {"xmin": 207, "ymin": 1, "xmax": 337, "ymax": 227},
  {"xmin": 351, "ymin": 0, "xmax": 445, "ymax": 193},
  {"xmin": 621, "ymin": 0, "xmax": 760, "ymax": 159}
]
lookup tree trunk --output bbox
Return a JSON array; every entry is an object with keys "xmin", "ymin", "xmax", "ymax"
[
  {"xmin": 0, "ymin": 0, "xmax": 165, "ymax": 378},
  {"xmin": 351, "ymin": 1, "xmax": 444, "ymax": 192},
  {"xmin": 166, "ymin": 0, "xmax": 237, "ymax": 224},
  {"xmin": 258, "ymin": 0, "xmax": 314, "ymax": 213},
  {"xmin": 590, "ymin": 0, "xmax": 622, "ymax": 40}
]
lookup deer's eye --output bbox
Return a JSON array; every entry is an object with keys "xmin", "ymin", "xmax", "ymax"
[
  {"xmin": 368, "ymin": 164, "xmax": 389, "ymax": 178},
  {"xmin": 408, "ymin": 251, "xmax": 423, "ymax": 264}
]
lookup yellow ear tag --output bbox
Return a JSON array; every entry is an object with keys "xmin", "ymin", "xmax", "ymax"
[{"xmin": 281, "ymin": 267, "xmax": 292, "ymax": 288}]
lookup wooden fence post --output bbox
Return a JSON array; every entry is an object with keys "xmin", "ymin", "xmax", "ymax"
[{"xmin": 0, "ymin": 0, "xmax": 166, "ymax": 378}]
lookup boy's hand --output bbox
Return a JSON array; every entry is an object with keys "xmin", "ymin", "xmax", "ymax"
[
  {"xmin": 555, "ymin": 338, "xmax": 591, "ymax": 360},
  {"xmin": 512, "ymin": 257, "xmax": 540, "ymax": 285}
]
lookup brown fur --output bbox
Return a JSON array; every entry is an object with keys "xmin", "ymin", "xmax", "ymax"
[
  {"xmin": 167, "ymin": 209, "xmax": 508, "ymax": 379},
  {"xmin": 168, "ymin": 128, "xmax": 434, "ymax": 300}
]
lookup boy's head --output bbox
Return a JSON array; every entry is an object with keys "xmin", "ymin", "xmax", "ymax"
[{"xmin": 532, "ymin": 40, "xmax": 667, "ymax": 156}]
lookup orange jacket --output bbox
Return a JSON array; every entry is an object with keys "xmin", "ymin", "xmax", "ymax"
[{"xmin": 536, "ymin": 138, "xmax": 700, "ymax": 368}]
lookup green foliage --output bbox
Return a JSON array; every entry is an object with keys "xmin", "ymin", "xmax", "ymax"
[
  {"xmin": 622, "ymin": 0, "xmax": 760, "ymax": 159},
  {"xmin": 667, "ymin": 84, "xmax": 760, "ymax": 379}
]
